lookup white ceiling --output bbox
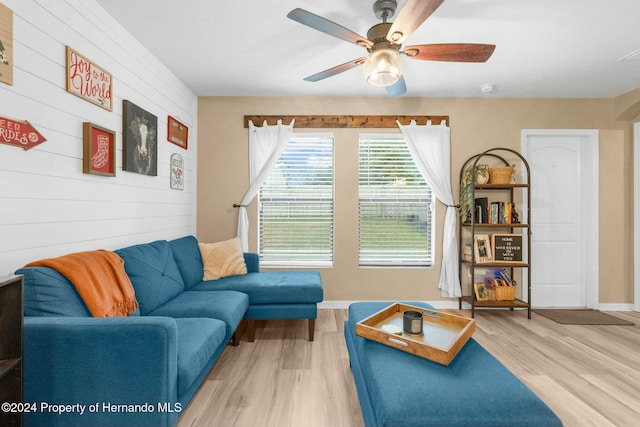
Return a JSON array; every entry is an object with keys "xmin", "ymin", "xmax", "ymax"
[{"xmin": 96, "ymin": 0, "xmax": 640, "ymax": 98}]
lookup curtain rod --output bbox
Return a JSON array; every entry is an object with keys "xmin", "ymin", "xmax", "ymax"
[{"xmin": 243, "ymin": 115, "xmax": 449, "ymax": 128}]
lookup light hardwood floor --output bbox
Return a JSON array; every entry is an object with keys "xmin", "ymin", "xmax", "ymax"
[{"xmin": 176, "ymin": 309, "xmax": 640, "ymax": 427}]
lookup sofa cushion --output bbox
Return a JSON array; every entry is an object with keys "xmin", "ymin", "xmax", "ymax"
[
  {"xmin": 150, "ymin": 291, "xmax": 249, "ymax": 339},
  {"xmin": 174, "ymin": 318, "xmax": 226, "ymax": 397},
  {"xmin": 198, "ymin": 237, "xmax": 247, "ymax": 280},
  {"xmin": 168, "ymin": 235, "xmax": 204, "ymax": 290},
  {"xmin": 17, "ymin": 266, "xmax": 92, "ymax": 317},
  {"xmin": 115, "ymin": 240, "xmax": 185, "ymax": 315},
  {"xmin": 191, "ymin": 270, "xmax": 323, "ymax": 305},
  {"xmin": 242, "ymin": 252, "xmax": 260, "ymax": 274}
]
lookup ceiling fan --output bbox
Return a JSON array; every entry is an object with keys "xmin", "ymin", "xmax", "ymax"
[{"xmin": 287, "ymin": 0, "xmax": 495, "ymax": 97}]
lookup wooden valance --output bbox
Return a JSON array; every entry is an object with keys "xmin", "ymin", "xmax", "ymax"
[{"xmin": 244, "ymin": 115, "xmax": 449, "ymax": 128}]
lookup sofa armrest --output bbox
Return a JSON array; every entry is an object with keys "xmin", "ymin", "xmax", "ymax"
[
  {"xmin": 24, "ymin": 316, "xmax": 179, "ymax": 427},
  {"xmin": 243, "ymin": 252, "xmax": 260, "ymax": 273}
]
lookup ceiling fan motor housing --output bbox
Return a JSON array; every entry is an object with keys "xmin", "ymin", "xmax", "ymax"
[
  {"xmin": 367, "ymin": 23, "xmax": 399, "ymax": 51},
  {"xmin": 373, "ymin": 0, "xmax": 397, "ymax": 21}
]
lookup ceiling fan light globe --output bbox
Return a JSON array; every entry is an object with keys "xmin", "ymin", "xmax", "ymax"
[
  {"xmin": 367, "ymin": 72, "xmax": 398, "ymax": 87},
  {"xmin": 364, "ymin": 48, "xmax": 403, "ymax": 87}
]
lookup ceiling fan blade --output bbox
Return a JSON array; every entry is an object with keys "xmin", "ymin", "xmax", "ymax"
[
  {"xmin": 386, "ymin": 76, "xmax": 407, "ymax": 97},
  {"xmin": 287, "ymin": 8, "xmax": 372, "ymax": 48},
  {"xmin": 404, "ymin": 43, "xmax": 496, "ymax": 62},
  {"xmin": 386, "ymin": 0, "xmax": 444, "ymax": 44},
  {"xmin": 304, "ymin": 58, "xmax": 367, "ymax": 82}
]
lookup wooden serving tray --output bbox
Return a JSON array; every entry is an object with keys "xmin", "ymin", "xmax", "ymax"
[{"xmin": 355, "ymin": 303, "xmax": 476, "ymax": 365}]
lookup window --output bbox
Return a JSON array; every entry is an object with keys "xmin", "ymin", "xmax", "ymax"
[
  {"xmin": 259, "ymin": 134, "xmax": 334, "ymax": 266},
  {"xmin": 358, "ymin": 134, "xmax": 434, "ymax": 266}
]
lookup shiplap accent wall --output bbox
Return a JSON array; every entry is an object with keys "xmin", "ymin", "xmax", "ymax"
[{"xmin": 0, "ymin": 0, "xmax": 197, "ymax": 276}]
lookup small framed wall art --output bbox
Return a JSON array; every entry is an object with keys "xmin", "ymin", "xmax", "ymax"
[
  {"xmin": 170, "ymin": 153, "xmax": 184, "ymax": 190},
  {"xmin": 83, "ymin": 122, "xmax": 116, "ymax": 177},
  {"xmin": 0, "ymin": 2, "xmax": 13, "ymax": 86},
  {"xmin": 66, "ymin": 46, "xmax": 113, "ymax": 111},
  {"xmin": 167, "ymin": 115, "xmax": 188, "ymax": 149}
]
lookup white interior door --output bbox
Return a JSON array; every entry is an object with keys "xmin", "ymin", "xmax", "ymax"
[{"xmin": 522, "ymin": 130, "xmax": 599, "ymax": 308}]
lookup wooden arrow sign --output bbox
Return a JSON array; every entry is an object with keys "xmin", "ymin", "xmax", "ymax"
[{"xmin": 0, "ymin": 116, "xmax": 47, "ymax": 150}]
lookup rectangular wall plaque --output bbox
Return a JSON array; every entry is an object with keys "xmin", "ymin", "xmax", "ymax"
[
  {"xmin": 66, "ymin": 46, "xmax": 113, "ymax": 111},
  {"xmin": 167, "ymin": 115, "xmax": 188, "ymax": 149}
]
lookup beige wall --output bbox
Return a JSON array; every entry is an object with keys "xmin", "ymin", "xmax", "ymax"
[{"xmin": 197, "ymin": 96, "xmax": 633, "ymax": 304}]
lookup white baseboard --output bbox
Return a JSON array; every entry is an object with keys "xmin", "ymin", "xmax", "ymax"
[
  {"xmin": 320, "ymin": 301, "xmax": 637, "ymax": 312},
  {"xmin": 318, "ymin": 300, "xmax": 464, "ymax": 310},
  {"xmin": 597, "ymin": 303, "xmax": 635, "ymax": 312}
]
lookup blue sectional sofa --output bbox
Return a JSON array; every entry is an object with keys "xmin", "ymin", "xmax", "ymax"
[
  {"xmin": 17, "ymin": 235, "xmax": 323, "ymax": 427},
  {"xmin": 345, "ymin": 302, "xmax": 562, "ymax": 427}
]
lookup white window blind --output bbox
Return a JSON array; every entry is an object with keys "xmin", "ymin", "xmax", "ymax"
[
  {"xmin": 259, "ymin": 134, "xmax": 334, "ymax": 266},
  {"xmin": 359, "ymin": 134, "xmax": 433, "ymax": 266}
]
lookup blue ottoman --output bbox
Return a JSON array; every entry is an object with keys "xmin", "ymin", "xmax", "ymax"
[{"xmin": 345, "ymin": 302, "xmax": 563, "ymax": 427}]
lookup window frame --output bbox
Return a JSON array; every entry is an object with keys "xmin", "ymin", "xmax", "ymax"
[
  {"xmin": 257, "ymin": 132, "xmax": 335, "ymax": 268},
  {"xmin": 358, "ymin": 132, "xmax": 435, "ymax": 268}
]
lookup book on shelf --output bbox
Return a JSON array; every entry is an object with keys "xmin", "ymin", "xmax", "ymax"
[
  {"xmin": 497, "ymin": 268, "xmax": 517, "ymax": 286},
  {"xmin": 474, "ymin": 197, "xmax": 488, "ymax": 223},
  {"xmin": 485, "ymin": 271, "xmax": 514, "ymax": 288},
  {"xmin": 488, "ymin": 201, "xmax": 513, "ymax": 225},
  {"xmin": 463, "ymin": 243, "xmax": 472, "ymax": 262}
]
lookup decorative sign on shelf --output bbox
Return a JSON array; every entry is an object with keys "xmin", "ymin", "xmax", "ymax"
[
  {"xmin": 0, "ymin": 2, "xmax": 13, "ymax": 86},
  {"xmin": 491, "ymin": 234, "xmax": 523, "ymax": 263},
  {"xmin": 0, "ymin": 115, "xmax": 46, "ymax": 150},
  {"xmin": 66, "ymin": 46, "xmax": 113, "ymax": 111},
  {"xmin": 170, "ymin": 153, "xmax": 184, "ymax": 190}
]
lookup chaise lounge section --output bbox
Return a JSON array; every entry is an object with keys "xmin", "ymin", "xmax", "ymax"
[{"xmin": 169, "ymin": 235, "xmax": 324, "ymax": 341}]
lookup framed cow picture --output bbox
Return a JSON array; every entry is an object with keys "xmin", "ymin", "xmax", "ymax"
[{"xmin": 123, "ymin": 100, "xmax": 157, "ymax": 176}]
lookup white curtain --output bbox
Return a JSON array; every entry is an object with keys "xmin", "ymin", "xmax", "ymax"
[
  {"xmin": 236, "ymin": 119, "xmax": 294, "ymax": 251},
  {"xmin": 397, "ymin": 120, "xmax": 461, "ymax": 298}
]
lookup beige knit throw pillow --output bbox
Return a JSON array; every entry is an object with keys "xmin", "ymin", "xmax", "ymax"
[{"xmin": 198, "ymin": 237, "xmax": 247, "ymax": 281}]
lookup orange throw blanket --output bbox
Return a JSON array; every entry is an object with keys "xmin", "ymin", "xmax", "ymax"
[{"xmin": 26, "ymin": 250, "xmax": 139, "ymax": 317}]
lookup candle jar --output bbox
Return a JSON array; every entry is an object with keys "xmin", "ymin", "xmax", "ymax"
[{"xmin": 403, "ymin": 310, "xmax": 423, "ymax": 335}]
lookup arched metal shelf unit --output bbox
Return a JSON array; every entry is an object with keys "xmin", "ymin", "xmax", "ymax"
[{"xmin": 458, "ymin": 148, "xmax": 531, "ymax": 318}]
